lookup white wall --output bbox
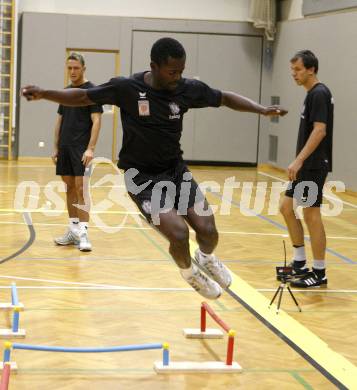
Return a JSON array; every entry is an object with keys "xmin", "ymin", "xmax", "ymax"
[{"xmin": 18, "ymin": 0, "xmax": 251, "ymax": 21}]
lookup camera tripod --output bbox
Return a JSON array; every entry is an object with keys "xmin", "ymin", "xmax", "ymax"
[
  {"xmin": 269, "ymin": 274, "xmax": 301, "ymax": 314},
  {"xmin": 269, "ymin": 241, "xmax": 302, "ymax": 314}
]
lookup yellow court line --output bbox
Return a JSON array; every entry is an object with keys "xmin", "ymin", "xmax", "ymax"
[{"xmin": 189, "ymin": 239, "xmax": 357, "ymax": 390}]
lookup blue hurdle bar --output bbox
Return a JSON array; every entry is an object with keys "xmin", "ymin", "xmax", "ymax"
[
  {"xmin": 12, "ymin": 343, "xmax": 163, "ymax": 353},
  {"xmin": 3, "ymin": 342, "xmax": 170, "ymax": 367}
]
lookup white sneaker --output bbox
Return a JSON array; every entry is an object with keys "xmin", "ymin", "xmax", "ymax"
[
  {"xmin": 78, "ymin": 232, "xmax": 92, "ymax": 252},
  {"xmin": 181, "ymin": 267, "xmax": 222, "ymax": 300},
  {"xmin": 195, "ymin": 249, "xmax": 232, "ymax": 289},
  {"xmin": 54, "ymin": 230, "xmax": 79, "ymax": 246}
]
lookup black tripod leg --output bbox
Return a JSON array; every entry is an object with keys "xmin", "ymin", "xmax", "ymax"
[
  {"xmin": 269, "ymin": 285, "xmax": 281, "ymax": 307},
  {"xmin": 276, "ymin": 284, "xmax": 285, "ymax": 313},
  {"xmin": 287, "ymin": 286, "xmax": 302, "ymax": 312}
]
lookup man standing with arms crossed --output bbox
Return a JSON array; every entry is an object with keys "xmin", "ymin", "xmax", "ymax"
[
  {"xmin": 280, "ymin": 50, "xmax": 334, "ymax": 287},
  {"xmin": 53, "ymin": 52, "xmax": 103, "ymax": 251}
]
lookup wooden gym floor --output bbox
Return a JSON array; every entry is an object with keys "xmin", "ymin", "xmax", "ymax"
[{"xmin": 0, "ymin": 159, "xmax": 356, "ymax": 389}]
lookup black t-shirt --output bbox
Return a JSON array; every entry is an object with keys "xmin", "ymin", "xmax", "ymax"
[
  {"xmin": 57, "ymin": 81, "xmax": 103, "ymax": 147},
  {"xmin": 87, "ymin": 72, "xmax": 222, "ymax": 173},
  {"xmin": 296, "ymin": 83, "xmax": 334, "ymax": 171}
]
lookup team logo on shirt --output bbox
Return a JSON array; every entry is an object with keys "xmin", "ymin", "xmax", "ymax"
[
  {"xmin": 138, "ymin": 92, "xmax": 150, "ymax": 116},
  {"xmin": 138, "ymin": 100, "xmax": 150, "ymax": 116},
  {"xmin": 169, "ymin": 102, "xmax": 180, "ymax": 119}
]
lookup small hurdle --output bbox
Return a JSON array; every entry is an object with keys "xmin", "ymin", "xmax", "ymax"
[
  {"xmin": 0, "ymin": 284, "xmax": 25, "ymax": 338},
  {"xmin": 0, "ymin": 341, "xmax": 170, "ymax": 376},
  {"xmin": 154, "ymin": 302, "xmax": 242, "ymax": 373}
]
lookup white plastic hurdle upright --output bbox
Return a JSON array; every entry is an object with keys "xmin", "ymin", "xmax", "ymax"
[{"xmin": 0, "ymin": 284, "xmax": 25, "ymax": 339}]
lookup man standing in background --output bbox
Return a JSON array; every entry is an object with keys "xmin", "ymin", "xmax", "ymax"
[
  {"xmin": 52, "ymin": 52, "xmax": 103, "ymax": 251},
  {"xmin": 280, "ymin": 50, "xmax": 334, "ymax": 287}
]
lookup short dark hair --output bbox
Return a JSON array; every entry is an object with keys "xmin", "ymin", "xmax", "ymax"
[
  {"xmin": 67, "ymin": 52, "xmax": 85, "ymax": 66},
  {"xmin": 290, "ymin": 50, "xmax": 318, "ymax": 73},
  {"xmin": 150, "ymin": 37, "xmax": 186, "ymax": 66}
]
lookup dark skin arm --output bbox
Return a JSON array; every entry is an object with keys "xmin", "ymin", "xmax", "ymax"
[
  {"xmin": 22, "ymin": 85, "xmax": 94, "ymax": 106},
  {"xmin": 22, "ymin": 86, "xmax": 288, "ymax": 116},
  {"xmin": 221, "ymin": 91, "xmax": 288, "ymax": 116}
]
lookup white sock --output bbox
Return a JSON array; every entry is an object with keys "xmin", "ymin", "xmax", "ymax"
[
  {"xmin": 197, "ymin": 249, "xmax": 214, "ymax": 261},
  {"xmin": 78, "ymin": 222, "xmax": 89, "ymax": 235},
  {"xmin": 69, "ymin": 218, "xmax": 79, "ymax": 233},
  {"xmin": 180, "ymin": 264, "xmax": 197, "ymax": 278},
  {"xmin": 293, "ymin": 246, "xmax": 306, "ymax": 262},
  {"xmin": 313, "ymin": 259, "xmax": 326, "ymax": 270}
]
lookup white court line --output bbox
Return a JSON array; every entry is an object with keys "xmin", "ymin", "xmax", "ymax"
[
  {"xmin": 0, "ymin": 286, "xmax": 190, "ymax": 291},
  {"xmin": 0, "ymin": 184, "xmax": 127, "ymax": 188},
  {"xmin": 0, "ymin": 220, "xmax": 152, "ymax": 230},
  {"xmin": 259, "ymin": 288, "xmax": 357, "ymax": 294},
  {"xmin": 258, "ymin": 170, "xmax": 357, "ymax": 209},
  {"xmin": 0, "ymin": 285, "xmax": 356, "ymax": 294},
  {"xmin": 0, "ymin": 275, "xmax": 191, "ymax": 291},
  {"xmin": 0, "ymin": 165, "xmax": 54, "ymax": 168},
  {"xmin": 1, "ymin": 220, "xmax": 357, "ymax": 240},
  {"xmin": 0, "ymin": 164, "xmax": 112, "ymax": 169},
  {"xmin": 0, "ymin": 208, "xmax": 140, "ymax": 214}
]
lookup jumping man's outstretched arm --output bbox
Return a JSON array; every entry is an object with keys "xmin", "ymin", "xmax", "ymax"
[
  {"xmin": 22, "ymin": 85, "xmax": 93, "ymax": 106},
  {"xmin": 221, "ymin": 91, "xmax": 288, "ymax": 116}
]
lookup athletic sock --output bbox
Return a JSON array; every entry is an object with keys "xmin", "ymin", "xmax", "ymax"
[
  {"xmin": 78, "ymin": 222, "xmax": 89, "ymax": 235},
  {"xmin": 69, "ymin": 218, "xmax": 79, "ymax": 234},
  {"xmin": 293, "ymin": 245, "xmax": 306, "ymax": 268},
  {"xmin": 197, "ymin": 248, "xmax": 214, "ymax": 261},
  {"xmin": 180, "ymin": 264, "xmax": 196, "ymax": 278},
  {"xmin": 313, "ymin": 260, "xmax": 326, "ymax": 278}
]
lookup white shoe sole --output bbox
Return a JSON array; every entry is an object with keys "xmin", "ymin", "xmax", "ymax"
[
  {"xmin": 79, "ymin": 246, "xmax": 92, "ymax": 252},
  {"xmin": 54, "ymin": 241, "xmax": 77, "ymax": 246}
]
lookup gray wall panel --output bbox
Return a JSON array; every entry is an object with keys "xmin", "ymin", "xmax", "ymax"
[
  {"xmin": 194, "ymin": 34, "xmax": 262, "ymax": 162},
  {"xmin": 303, "ymin": 0, "xmax": 357, "ymax": 15},
  {"xmin": 67, "ymin": 15, "xmax": 121, "ymax": 50},
  {"xmin": 131, "ymin": 18, "xmax": 260, "ymax": 36},
  {"xmin": 19, "ymin": 13, "xmax": 67, "ymax": 157}
]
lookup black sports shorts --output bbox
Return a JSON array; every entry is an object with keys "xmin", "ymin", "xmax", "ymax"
[
  {"xmin": 124, "ymin": 162, "xmax": 206, "ymax": 223},
  {"xmin": 285, "ymin": 169, "xmax": 328, "ymax": 207},
  {"xmin": 56, "ymin": 145, "xmax": 86, "ymax": 176}
]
